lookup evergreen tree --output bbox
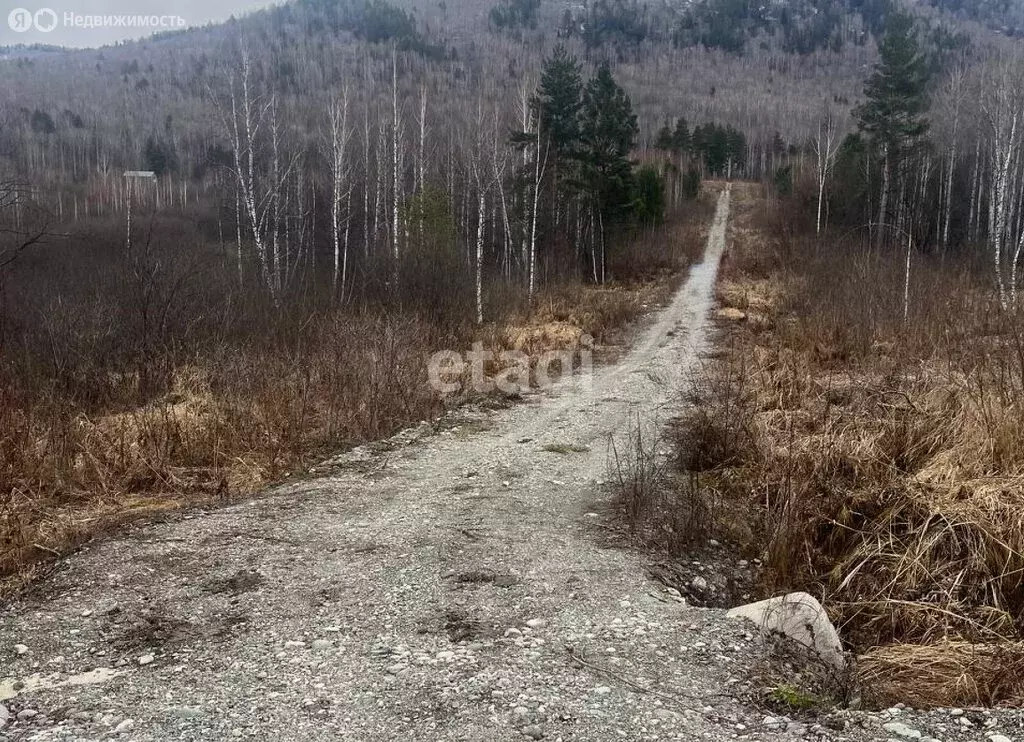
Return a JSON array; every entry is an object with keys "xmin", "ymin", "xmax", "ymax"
[
  {"xmin": 578, "ymin": 62, "xmax": 639, "ymax": 225},
  {"xmin": 856, "ymin": 11, "xmax": 931, "ymax": 244},
  {"xmin": 655, "ymin": 124, "xmax": 674, "ymax": 151},
  {"xmin": 144, "ymin": 135, "xmax": 177, "ymax": 176},
  {"xmin": 631, "ymin": 165, "xmax": 665, "ymax": 225},
  {"xmin": 532, "ymin": 45, "xmax": 584, "ymax": 165},
  {"xmin": 724, "ymin": 125, "xmax": 747, "ymax": 175},
  {"xmin": 672, "ymin": 117, "xmax": 690, "ymax": 152}
]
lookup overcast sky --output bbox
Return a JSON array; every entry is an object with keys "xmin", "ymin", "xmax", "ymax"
[{"xmin": 1, "ymin": 0, "xmax": 275, "ymax": 48}]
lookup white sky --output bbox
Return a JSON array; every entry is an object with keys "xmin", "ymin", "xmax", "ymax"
[{"xmin": 1, "ymin": 0, "xmax": 275, "ymax": 48}]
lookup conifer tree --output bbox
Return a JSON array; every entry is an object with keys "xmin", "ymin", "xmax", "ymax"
[
  {"xmin": 856, "ymin": 10, "xmax": 931, "ymax": 246},
  {"xmin": 532, "ymin": 45, "xmax": 583, "ymax": 167},
  {"xmin": 578, "ymin": 62, "xmax": 638, "ymax": 279},
  {"xmin": 672, "ymin": 117, "xmax": 690, "ymax": 152},
  {"xmin": 655, "ymin": 124, "xmax": 674, "ymax": 150}
]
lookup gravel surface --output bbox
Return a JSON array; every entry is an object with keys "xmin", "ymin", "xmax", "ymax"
[{"xmin": 2, "ymin": 186, "xmax": 1022, "ymax": 741}]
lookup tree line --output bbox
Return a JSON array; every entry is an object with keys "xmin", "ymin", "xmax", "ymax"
[{"xmin": 806, "ymin": 9, "xmax": 1024, "ymax": 309}]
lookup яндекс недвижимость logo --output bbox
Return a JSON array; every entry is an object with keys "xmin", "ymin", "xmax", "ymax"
[{"xmin": 8, "ymin": 8, "xmax": 59, "ymax": 33}]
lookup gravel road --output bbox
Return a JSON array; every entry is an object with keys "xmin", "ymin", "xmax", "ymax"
[{"xmin": 2, "ymin": 185, "xmax": 1021, "ymax": 742}]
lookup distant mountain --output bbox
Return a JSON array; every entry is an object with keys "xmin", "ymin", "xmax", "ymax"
[{"xmin": 0, "ymin": 0, "xmax": 1011, "ymax": 219}]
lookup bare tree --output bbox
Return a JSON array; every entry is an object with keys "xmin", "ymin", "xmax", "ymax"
[
  {"xmin": 0, "ymin": 180, "xmax": 50, "ymax": 271},
  {"xmin": 811, "ymin": 104, "xmax": 841, "ymax": 237},
  {"xmin": 325, "ymin": 89, "xmax": 353, "ymax": 300},
  {"xmin": 391, "ymin": 47, "xmax": 403, "ymax": 289},
  {"xmin": 980, "ymin": 51, "xmax": 1024, "ymax": 308},
  {"xmin": 527, "ymin": 115, "xmax": 549, "ymax": 299},
  {"xmin": 940, "ymin": 62, "xmax": 968, "ymax": 252},
  {"xmin": 216, "ymin": 48, "xmax": 299, "ymax": 305}
]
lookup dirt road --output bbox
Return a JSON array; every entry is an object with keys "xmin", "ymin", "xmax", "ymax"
[{"xmin": 7, "ymin": 185, "xmax": 987, "ymax": 742}]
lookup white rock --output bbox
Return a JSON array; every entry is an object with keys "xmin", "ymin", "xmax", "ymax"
[
  {"xmin": 691, "ymin": 576, "xmax": 709, "ymax": 592},
  {"xmin": 882, "ymin": 722, "xmax": 922, "ymax": 739},
  {"xmin": 16, "ymin": 709, "xmax": 38, "ymax": 721},
  {"xmin": 988, "ymin": 735, "xmax": 1012, "ymax": 742},
  {"xmin": 284, "ymin": 640, "xmax": 306, "ymax": 649},
  {"xmin": 114, "ymin": 719, "xmax": 135, "ymax": 734},
  {"xmin": 14, "ymin": 644, "xmax": 28, "ymax": 655},
  {"xmin": 785, "ymin": 722, "xmax": 808, "ymax": 737},
  {"xmin": 726, "ymin": 592, "xmax": 846, "ymax": 671},
  {"xmin": 138, "ymin": 654, "xmax": 155, "ymax": 666},
  {"xmin": 0, "ymin": 704, "xmax": 9, "ymax": 728},
  {"xmin": 504, "ymin": 628, "xmax": 523, "ymax": 638},
  {"xmin": 594, "ymin": 685, "xmax": 612, "ymax": 695},
  {"xmin": 525, "ymin": 619, "xmax": 547, "ymax": 630}
]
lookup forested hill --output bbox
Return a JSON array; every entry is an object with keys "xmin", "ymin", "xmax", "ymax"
[{"xmin": 0, "ymin": 0, "xmax": 1010, "ymax": 219}]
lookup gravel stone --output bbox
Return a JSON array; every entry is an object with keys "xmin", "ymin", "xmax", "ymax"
[
  {"xmin": 883, "ymin": 722, "xmax": 922, "ymax": 739},
  {"xmin": 114, "ymin": 719, "xmax": 136, "ymax": 734}
]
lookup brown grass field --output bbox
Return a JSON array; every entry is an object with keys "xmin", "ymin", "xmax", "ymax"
[
  {"xmin": 670, "ymin": 182, "xmax": 1024, "ymax": 708},
  {"xmin": 0, "ymin": 196, "xmax": 714, "ymax": 598}
]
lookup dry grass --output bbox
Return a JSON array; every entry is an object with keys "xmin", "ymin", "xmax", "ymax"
[
  {"xmin": 0, "ymin": 196, "xmax": 716, "ymax": 597},
  {"xmin": 0, "ymin": 313, "xmax": 441, "ymax": 593},
  {"xmin": 609, "ymin": 415, "xmax": 715, "ymax": 553},
  {"xmin": 673, "ymin": 183, "xmax": 1024, "ymax": 708},
  {"xmin": 859, "ymin": 641, "xmax": 1024, "ymax": 709}
]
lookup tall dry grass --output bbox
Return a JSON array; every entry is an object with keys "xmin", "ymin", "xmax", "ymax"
[
  {"xmin": 0, "ymin": 313, "xmax": 442, "ymax": 589},
  {"xmin": 675, "ymin": 184, "xmax": 1024, "ymax": 707},
  {"xmin": 0, "ymin": 194, "xmax": 715, "ymax": 596}
]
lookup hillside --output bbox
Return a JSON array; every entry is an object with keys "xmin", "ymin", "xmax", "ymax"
[{"xmin": 0, "ymin": 0, "xmax": 989, "ymax": 205}]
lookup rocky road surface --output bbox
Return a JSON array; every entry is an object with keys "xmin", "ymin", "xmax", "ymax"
[{"xmin": 2, "ymin": 185, "xmax": 1022, "ymax": 742}]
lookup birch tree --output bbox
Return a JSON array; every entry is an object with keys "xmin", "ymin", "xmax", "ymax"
[
  {"xmin": 325, "ymin": 89, "xmax": 352, "ymax": 299},
  {"xmin": 811, "ymin": 105, "xmax": 841, "ymax": 237},
  {"xmin": 939, "ymin": 62, "xmax": 967, "ymax": 252},
  {"xmin": 980, "ymin": 51, "xmax": 1023, "ymax": 307}
]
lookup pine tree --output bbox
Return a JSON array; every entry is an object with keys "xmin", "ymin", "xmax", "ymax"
[
  {"xmin": 655, "ymin": 124, "xmax": 674, "ymax": 150},
  {"xmin": 578, "ymin": 62, "xmax": 638, "ymax": 225},
  {"xmin": 576, "ymin": 62, "xmax": 639, "ymax": 282},
  {"xmin": 532, "ymin": 45, "xmax": 583, "ymax": 165},
  {"xmin": 672, "ymin": 117, "xmax": 690, "ymax": 152},
  {"xmin": 856, "ymin": 11, "xmax": 931, "ymax": 246}
]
